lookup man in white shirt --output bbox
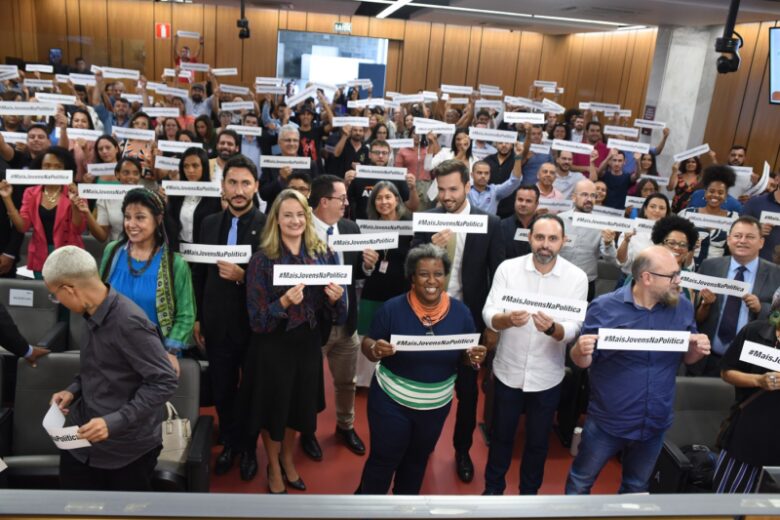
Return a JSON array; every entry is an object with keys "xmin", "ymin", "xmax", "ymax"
[{"xmin": 482, "ymin": 214, "xmax": 588, "ymax": 495}]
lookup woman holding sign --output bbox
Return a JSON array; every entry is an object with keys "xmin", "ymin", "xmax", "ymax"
[
  {"xmin": 668, "ymin": 156, "xmax": 702, "ymax": 213},
  {"xmin": 356, "ymin": 244, "xmax": 486, "ymax": 495},
  {"xmin": 67, "ymin": 108, "xmax": 97, "ymax": 182},
  {"xmin": 0, "ymin": 146, "xmax": 85, "ymax": 278},
  {"xmin": 243, "ymin": 189, "xmax": 346, "ymax": 494},
  {"xmin": 616, "ymin": 193, "xmax": 670, "ymax": 276},
  {"xmin": 714, "ymin": 298, "xmax": 780, "ymax": 493}
]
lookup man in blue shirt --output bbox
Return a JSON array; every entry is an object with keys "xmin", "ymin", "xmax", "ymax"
[
  {"xmin": 566, "ymin": 246, "xmax": 711, "ymax": 494},
  {"xmin": 520, "ymin": 124, "xmax": 553, "ymax": 187},
  {"xmin": 468, "ymin": 159, "xmax": 522, "ymax": 215}
]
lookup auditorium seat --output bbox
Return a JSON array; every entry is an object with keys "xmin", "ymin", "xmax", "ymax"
[
  {"xmin": 595, "ymin": 260, "xmax": 622, "ymax": 297},
  {"xmin": 649, "ymin": 376, "xmax": 734, "ymax": 493}
]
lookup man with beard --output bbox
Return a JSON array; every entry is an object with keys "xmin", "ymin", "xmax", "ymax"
[
  {"xmin": 332, "ymin": 125, "xmax": 369, "ymax": 179},
  {"xmin": 571, "ymin": 121, "xmax": 608, "ymax": 174},
  {"xmin": 570, "ymin": 115, "xmax": 586, "ymax": 144},
  {"xmin": 484, "ymin": 140, "xmax": 520, "ymax": 219},
  {"xmin": 191, "ymin": 155, "xmax": 266, "ymax": 480},
  {"xmin": 297, "ymin": 92, "xmax": 334, "ymax": 177},
  {"xmin": 187, "ymin": 82, "xmax": 213, "ymax": 118},
  {"xmin": 259, "ymin": 124, "xmax": 313, "ymax": 210},
  {"xmin": 500, "ymin": 185, "xmax": 540, "ymax": 260},
  {"xmin": 482, "ymin": 214, "xmax": 587, "ymax": 495},
  {"xmin": 519, "ymin": 124, "xmax": 554, "ymax": 187},
  {"xmin": 559, "ymin": 179, "xmax": 617, "ymax": 301},
  {"xmin": 566, "ymin": 246, "xmax": 711, "ymax": 494},
  {"xmin": 553, "ymin": 150, "xmax": 586, "ymax": 200},
  {"xmin": 210, "ymin": 129, "xmax": 240, "ymax": 184}
]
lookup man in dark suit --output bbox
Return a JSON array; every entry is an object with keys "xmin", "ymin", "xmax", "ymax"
[
  {"xmin": 692, "ymin": 215, "xmax": 780, "ymax": 376},
  {"xmin": 412, "ymin": 159, "xmax": 505, "ymax": 483},
  {"xmin": 500, "ymin": 185, "xmax": 540, "ymax": 260},
  {"xmin": 0, "ymin": 157, "xmax": 26, "ymax": 277},
  {"xmin": 300, "ymin": 174, "xmax": 378, "ymax": 460},
  {"xmin": 191, "ymin": 155, "xmax": 266, "ymax": 480},
  {"xmin": 0, "ymin": 303, "xmax": 49, "ymax": 364}
]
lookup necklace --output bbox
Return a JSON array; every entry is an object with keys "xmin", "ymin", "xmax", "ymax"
[
  {"xmin": 42, "ymin": 187, "xmax": 60, "ymax": 205},
  {"xmin": 127, "ymin": 244, "xmax": 157, "ymax": 277}
]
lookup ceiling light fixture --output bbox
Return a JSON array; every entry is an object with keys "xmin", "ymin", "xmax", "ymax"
[
  {"xmin": 615, "ymin": 25, "xmax": 649, "ymax": 31},
  {"xmin": 376, "ymin": 0, "xmax": 414, "ymax": 19}
]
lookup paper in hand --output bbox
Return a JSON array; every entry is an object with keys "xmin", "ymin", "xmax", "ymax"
[{"xmin": 43, "ymin": 403, "xmax": 91, "ymax": 450}]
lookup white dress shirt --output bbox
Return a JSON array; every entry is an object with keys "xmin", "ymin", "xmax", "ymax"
[
  {"xmin": 446, "ymin": 200, "xmax": 471, "ymax": 302},
  {"xmin": 482, "ymin": 254, "xmax": 588, "ymax": 392}
]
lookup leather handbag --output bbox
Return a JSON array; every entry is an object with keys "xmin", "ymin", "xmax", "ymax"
[
  {"xmin": 159, "ymin": 402, "xmax": 192, "ymax": 464},
  {"xmin": 715, "ymin": 389, "xmax": 765, "ymax": 450}
]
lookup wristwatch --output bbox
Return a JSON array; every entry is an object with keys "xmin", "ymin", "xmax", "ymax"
[{"xmin": 544, "ymin": 322, "xmax": 557, "ymax": 336}]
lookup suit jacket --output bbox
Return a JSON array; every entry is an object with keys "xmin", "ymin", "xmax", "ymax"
[
  {"xmin": 697, "ymin": 256, "xmax": 780, "ymax": 340},
  {"xmin": 335, "ymin": 218, "xmax": 366, "ymax": 336},
  {"xmin": 412, "ymin": 205, "xmax": 505, "ymax": 330},
  {"xmin": 192, "ymin": 208, "xmax": 266, "ymax": 346},
  {"xmin": 0, "ymin": 303, "xmax": 29, "ymax": 357},
  {"xmin": 500, "ymin": 215, "xmax": 531, "ymax": 260},
  {"xmin": 166, "ymin": 195, "xmax": 223, "ymax": 252},
  {"xmin": 0, "ymin": 160, "xmax": 24, "ymax": 275}
]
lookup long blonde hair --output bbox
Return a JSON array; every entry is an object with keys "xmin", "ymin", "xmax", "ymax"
[{"xmin": 260, "ymin": 189, "xmax": 327, "ymax": 259}]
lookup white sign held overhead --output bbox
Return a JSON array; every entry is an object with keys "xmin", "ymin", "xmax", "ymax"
[
  {"xmin": 95, "ymin": 66, "xmax": 140, "ymax": 80},
  {"xmin": 220, "ymin": 84, "xmax": 250, "ymax": 96},
  {"xmin": 23, "ymin": 79, "xmax": 53, "ymax": 89},
  {"xmin": 87, "ymin": 162, "xmax": 118, "ymax": 177},
  {"xmin": 113, "ymin": 127, "xmax": 156, "ymax": 142},
  {"xmin": 143, "ymin": 106, "xmax": 180, "ymax": 118},
  {"xmin": 0, "ymin": 132, "xmax": 26, "ymax": 144},
  {"xmin": 412, "ymin": 212, "xmax": 488, "ymax": 234},
  {"xmin": 604, "ymin": 125, "xmax": 640, "ymax": 139},
  {"xmin": 332, "ymin": 117, "xmax": 369, "ymax": 128},
  {"xmin": 256, "ymin": 85, "xmax": 286, "ymax": 95},
  {"xmin": 221, "ymin": 101, "xmax": 255, "ymax": 112},
  {"xmin": 552, "ymin": 139, "xmax": 594, "ymax": 155},
  {"xmin": 468, "ymin": 127, "xmax": 518, "ymax": 144},
  {"xmin": 7, "ymin": 169, "xmax": 72, "ymax": 185},
  {"xmin": 571, "ymin": 212, "xmax": 634, "ymax": 233},
  {"xmin": 77, "ymin": 184, "xmax": 135, "ymax": 200},
  {"xmin": 634, "ymin": 118, "xmax": 666, "ymax": 130},
  {"xmin": 390, "ymin": 334, "xmax": 481, "ymax": 352},
  {"xmin": 285, "ymin": 86, "xmax": 318, "ymax": 108},
  {"xmin": 226, "ymin": 125, "xmax": 262, "ymax": 137},
  {"xmin": 66, "ymin": 128, "xmax": 103, "ymax": 142},
  {"xmin": 328, "ymin": 232, "xmax": 399, "ymax": 252},
  {"xmin": 607, "ymin": 138, "xmax": 650, "ymax": 155},
  {"xmin": 0, "ymin": 102, "xmax": 57, "ymax": 117},
  {"xmin": 260, "ymin": 156, "xmax": 311, "ymax": 170},
  {"xmin": 26, "ymin": 64, "xmax": 53, "ymax": 73},
  {"xmin": 386, "ymin": 138, "xmax": 414, "ymax": 149},
  {"xmin": 494, "ymin": 289, "xmax": 587, "ymax": 322},
  {"xmin": 256, "ymin": 76, "xmax": 283, "ymax": 85},
  {"xmin": 744, "ymin": 161, "xmax": 771, "ymax": 198},
  {"xmin": 503, "ymin": 112, "xmax": 545, "ymax": 124},
  {"xmin": 679, "ymin": 271, "xmax": 750, "ymax": 298},
  {"xmin": 589, "ymin": 102, "xmax": 621, "ymax": 112},
  {"xmin": 533, "ymin": 80, "xmax": 557, "ymax": 89},
  {"xmin": 177, "ymin": 30, "xmax": 201, "ymax": 39},
  {"xmin": 273, "ymin": 265, "xmax": 352, "ymax": 286},
  {"xmin": 35, "ymin": 93, "xmax": 76, "ymax": 105},
  {"xmin": 212, "ymin": 67, "xmax": 238, "ymax": 77},
  {"xmin": 440, "ymin": 84, "xmax": 473, "ymax": 95},
  {"xmin": 542, "ymin": 98, "xmax": 565, "ymax": 114},
  {"xmin": 673, "ymin": 144, "xmax": 711, "ymax": 163},
  {"xmin": 69, "ymin": 73, "xmax": 96, "ymax": 86},
  {"xmin": 180, "ymin": 62, "xmax": 210, "ymax": 73},
  {"xmin": 179, "ymin": 244, "xmax": 252, "ymax": 264},
  {"xmin": 157, "ymin": 140, "xmax": 204, "ymax": 154},
  {"xmin": 355, "ymin": 165, "xmax": 407, "ymax": 181},
  {"xmin": 394, "ymin": 94, "xmax": 425, "ymax": 104},
  {"xmin": 598, "ymin": 328, "xmax": 690, "ymax": 352}
]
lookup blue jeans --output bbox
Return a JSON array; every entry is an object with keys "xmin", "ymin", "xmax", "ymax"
[
  {"xmin": 565, "ymin": 419, "xmax": 665, "ymax": 494},
  {"xmin": 484, "ymin": 378, "xmax": 562, "ymax": 494}
]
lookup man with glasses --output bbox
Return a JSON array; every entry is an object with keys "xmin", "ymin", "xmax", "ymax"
[
  {"xmin": 691, "ymin": 216, "xmax": 780, "ymax": 376},
  {"xmin": 332, "ymin": 124, "xmax": 370, "ymax": 179},
  {"xmin": 566, "ymin": 246, "xmax": 711, "ymax": 494},
  {"xmin": 259, "ymin": 124, "xmax": 312, "ymax": 211},
  {"xmin": 303, "ymin": 175, "xmax": 379, "ymax": 460},
  {"xmin": 345, "ymin": 140, "xmax": 418, "ymax": 220},
  {"xmin": 559, "ymin": 179, "xmax": 618, "ymax": 301},
  {"xmin": 287, "ymin": 171, "xmax": 312, "ymax": 198}
]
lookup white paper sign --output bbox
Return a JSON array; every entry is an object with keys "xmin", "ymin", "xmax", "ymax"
[
  {"xmin": 356, "ymin": 219, "xmax": 414, "ymax": 236},
  {"xmin": 332, "ymin": 117, "xmax": 369, "ymax": 128},
  {"xmin": 87, "ymin": 163, "xmax": 118, "ymax": 177},
  {"xmin": 161, "ymin": 180, "xmax": 221, "ymax": 197},
  {"xmin": 475, "ymin": 100, "xmax": 504, "ymax": 111},
  {"xmin": 479, "ymin": 85, "xmax": 503, "ymax": 96},
  {"xmin": 530, "ymin": 143, "xmax": 552, "ymax": 155},
  {"xmin": 355, "ymin": 164, "xmax": 407, "ymax": 181},
  {"xmin": 226, "ymin": 124, "xmax": 262, "ymax": 137},
  {"xmin": 66, "ymin": 128, "xmax": 103, "ymax": 142},
  {"xmin": 0, "ymin": 102, "xmax": 57, "ymax": 116},
  {"xmin": 259, "ymin": 156, "xmax": 311, "ymax": 169},
  {"xmin": 155, "ymin": 85, "xmax": 189, "ymax": 98},
  {"xmin": 221, "ymin": 101, "xmax": 254, "ymax": 112},
  {"xmin": 9, "ymin": 288, "xmax": 33, "ymax": 307},
  {"xmin": 414, "ymin": 123, "xmax": 455, "ymax": 135},
  {"xmin": 579, "ymin": 102, "xmax": 591, "ymax": 110},
  {"xmin": 422, "ymin": 90, "xmax": 438, "ymax": 102},
  {"xmin": 674, "ymin": 144, "xmax": 710, "ymax": 163},
  {"xmin": 534, "ymin": 80, "xmax": 557, "ymax": 89},
  {"xmin": 123, "ymin": 94, "xmax": 144, "ymax": 104},
  {"xmin": 624, "ymin": 195, "xmax": 646, "ymax": 208},
  {"xmin": 35, "ymin": 93, "xmax": 76, "ymax": 105},
  {"xmin": 542, "ymin": 98, "xmax": 565, "ymax": 114},
  {"xmin": 212, "ymin": 67, "xmax": 238, "ymax": 77},
  {"xmin": 273, "ymin": 264, "xmax": 352, "ymax": 286},
  {"xmin": 634, "ymin": 119, "xmax": 666, "ymax": 130},
  {"xmin": 731, "ymin": 166, "xmax": 754, "ymax": 177},
  {"xmin": 256, "ymin": 76, "xmax": 283, "ymax": 85},
  {"xmin": 679, "ymin": 271, "xmax": 750, "ymax": 297},
  {"xmin": 180, "ymin": 62, "xmax": 210, "ymax": 73},
  {"xmin": 69, "ymin": 73, "xmax": 96, "ymax": 86},
  {"xmin": 7, "ymin": 169, "xmax": 72, "ymax": 185},
  {"xmin": 441, "ymin": 84, "xmax": 473, "ymax": 95},
  {"xmin": 494, "ymin": 289, "xmax": 587, "ymax": 322},
  {"xmin": 504, "ymin": 112, "xmax": 545, "ymax": 124},
  {"xmin": 589, "ymin": 102, "xmax": 621, "ymax": 112},
  {"xmin": 256, "ymin": 85, "xmax": 286, "ymax": 95},
  {"xmin": 24, "ymin": 79, "xmax": 54, "ymax": 89},
  {"xmin": 394, "ymin": 94, "xmax": 425, "ymax": 104},
  {"xmin": 390, "ymin": 333, "xmax": 481, "ymax": 352},
  {"xmin": 618, "ymin": 109, "xmax": 632, "ymax": 117},
  {"xmin": 0, "ymin": 70, "xmax": 19, "ymax": 81},
  {"xmin": 387, "ymin": 138, "xmax": 413, "ymax": 149},
  {"xmin": 220, "ymin": 84, "xmax": 250, "ymax": 96},
  {"xmin": 552, "ymin": 139, "xmax": 594, "ymax": 155},
  {"xmin": 0, "ymin": 457, "xmax": 6, "ymax": 473},
  {"xmin": 157, "ymin": 140, "xmax": 203, "ymax": 153},
  {"xmin": 413, "ymin": 212, "xmax": 488, "ymax": 234},
  {"xmin": 604, "ymin": 126, "xmax": 640, "ymax": 139},
  {"xmin": 633, "ymin": 218, "xmax": 655, "ymax": 235},
  {"xmin": 43, "ymin": 404, "xmax": 91, "ymax": 450},
  {"xmin": 607, "ymin": 138, "xmax": 649, "ymax": 154},
  {"xmin": 26, "ymin": 64, "xmax": 53, "ymax": 73},
  {"xmin": 514, "ymin": 228, "xmax": 529, "ymax": 242},
  {"xmin": 347, "ymin": 78, "xmax": 373, "ymax": 88},
  {"xmin": 155, "ymin": 156, "xmax": 181, "ymax": 171},
  {"xmin": 113, "ymin": 127, "xmax": 156, "ymax": 141},
  {"xmin": 143, "ymin": 106, "xmax": 180, "ymax": 118},
  {"xmin": 78, "ymin": 183, "xmax": 135, "ymax": 200},
  {"xmin": 179, "ymin": 243, "xmax": 252, "ymax": 264},
  {"xmin": 328, "ymin": 232, "xmax": 399, "ymax": 252},
  {"xmin": 97, "ymin": 66, "xmax": 140, "ymax": 80},
  {"xmin": 744, "ymin": 161, "xmax": 771, "ymax": 198},
  {"xmin": 177, "ymin": 30, "xmax": 201, "ymax": 39},
  {"xmin": 285, "ymin": 86, "xmax": 318, "ymax": 108},
  {"xmin": 504, "ymin": 96, "xmax": 534, "ymax": 108},
  {"xmin": 683, "ymin": 211, "xmax": 736, "ymax": 233},
  {"xmin": 591, "ymin": 205, "xmax": 625, "ymax": 217},
  {"xmin": 1, "ymin": 132, "xmax": 27, "ymax": 144},
  {"xmin": 760, "ymin": 210, "xmax": 780, "ymax": 226},
  {"xmin": 739, "ymin": 341, "xmax": 780, "ymax": 372},
  {"xmin": 468, "ymin": 127, "xmax": 517, "ymax": 144},
  {"xmin": 572, "ymin": 212, "xmax": 634, "ymax": 233},
  {"xmin": 598, "ymin": 328, "xmax": 690, "ymax": 352},
  {"xmin": 538, "ymin": 199, "xmax": 573, "ymax": 213}
]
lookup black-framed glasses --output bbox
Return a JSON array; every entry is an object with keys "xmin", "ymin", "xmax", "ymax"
[
  {"xmin": 662, "ymin": 239, "xmax": 689, "ymax": 250},
  {"xmin": 648, "ymin": 271, "xmax": 682, "ymax": 283},
  {"xmin": 325, "ymin": 195, "xmax": 347, "ymax": 204}
]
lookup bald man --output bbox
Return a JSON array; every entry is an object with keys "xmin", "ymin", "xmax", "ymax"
[{"xmin": 566, "ymin": 246, "xmax": 710, "ymax": 495}]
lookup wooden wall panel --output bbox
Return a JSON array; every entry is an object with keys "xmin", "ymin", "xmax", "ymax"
[
  {"xmin": 152, "ymin": 2, "xmax": 172, "ymax": 81},
  {"xmin": 13, "ymin": 0, "xmax": 39, "ymax": 61},
  {"xmin": 399, "ymin": 21, "xmax": 431, "ymax": 93},
  {"xmin": 106, "ymin": 0, "xmax": 154, "ymax": 80},
  {"xmin": 464, "ymin": 26, "xmax": 482, "ymax": 87},
  {"xmin": 78, "ymin": 0, "xmax": 109, "ymax": 68},
  {"xmin": 0, "ymin": 0, "xmax": 22, "ymax": 60},
  {"xmin": 368, "ymin": 18, "xmax": 405, "ymax": 40},
  {"xmin": 348, "ymin": 16, "xmax": 370, "ymax": 37},
  {"xmin": 244, "ymin": 9, "xmax": 279, "ymax": 82},
  {"xmin": 214, "ymin": 7, "xmax": 243, "ymax": 84},
  {"xmin": 65, "ymin": 0, "xmax": 81, "ymax": 63},
  {"xmin": 439, "ymin": 25, "xmax": 471, "ymax": 86},
  {"xmin": 744, "ymin": 56, "xmax": 780, "ymax": 171},
  {"xmin": 574, "ymin": 33, "xmax": 606, "ymax": 102},
  {"xmin": 733, "ymin": 22, "xmax": 775, "ymax": 150},
  {"xmin": 34, "ymin": 0, "xmax": 67, "ymax": 64},
  {"xmin": 386, "ymin": 40, "xmax": 401, "ymax": 93},
  {"xmin": 622, "ymin": 29, "xmax": 657, "ymax": 118},
  {"xmin": 201, "ymin": 4, "xmax": 218, "ymax": 71},
  {"xmin": 477, "ymin": 28, "xmax": 520, "ymax": 95},
  {"xmin": 560, "ymin": 34, "xmax": 585, "ymax": 108},
  {"xmin": 598, "ymin": 32, "xmax": 630, "ymax": 103},
  {"xmin": 514, "ymin": 32, "xmax": 543, "ymax": 96},
  {"xmin": 537, "ymin": 34, "xmax": 568, "ymax": 90},
  {"xmin": 305, "ymin": 13, "xmax": 339, "ymax": 34},
  {"xmin": 425, "ymin": 24, "xmax": 445, "ymax": 91},
  {"xmin": 286, "ymin": 11, "xmax": 307, "ymax": 31}
]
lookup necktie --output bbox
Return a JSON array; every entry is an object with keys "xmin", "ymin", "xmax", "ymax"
[
  {"xmin": 327, "ymin": 226, "xmax": 340, "ymax": 264},
  {"xmin": 717, "ymin": 265, "xmax": 747, "ymax": 349},
  {"xmin": 227, "ymin": 217, "xmax": 239, "ymax": 246}
]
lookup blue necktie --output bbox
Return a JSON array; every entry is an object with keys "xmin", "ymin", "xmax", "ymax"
[
  {"xmin": 327, "ymin": 226, "xmax": 340, "ymax": 263},
  {"xmin": 227, "ymin": 217, "xmax": 239, "ymax": 246},
  {"xmin": 717, "ymin": 265, "xmax": 747, "ymax": 349}
]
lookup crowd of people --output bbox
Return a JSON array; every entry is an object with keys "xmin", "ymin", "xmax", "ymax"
[{"xmin": 0, "ymin": 52, "xmax": 779, "ymax": 496}]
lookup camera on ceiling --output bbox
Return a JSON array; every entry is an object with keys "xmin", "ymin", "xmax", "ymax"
[
  {"xmin": 715, "ymin": 35, "xmax": 742, "ymax": 74},
  {"xmin": 237, "ymin": 18, "xmax": 250, "ymax": 39}
]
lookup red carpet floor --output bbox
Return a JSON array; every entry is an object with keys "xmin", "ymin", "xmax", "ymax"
[{"xmin": 208, "ymin": 366, "xmax": 622, "ymax": 495}]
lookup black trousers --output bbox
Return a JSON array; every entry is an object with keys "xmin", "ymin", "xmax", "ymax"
[
  {"xmin": 205, "ymin": 334, "xmax": 248, "ymax": 447},
  {"xmin": 59, "ymin": 445, "xmax": 161, "ymax": 491},
  {"xmin": 453, "ymin": 363, "xmax": 479, "ymax": 454}
]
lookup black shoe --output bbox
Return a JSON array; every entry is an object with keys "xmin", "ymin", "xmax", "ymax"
[
  {"xmin": 267, "ymin": 465, "xmax": 287, "ymax": 494},
  {"xmin": 300, "ymin": 433, "xmax": 323, "ymax": 461},
  {"xmin": 456, "ymin": 452, "xmax": 474, "ymax": 483},
  {"xmin": 279, "ymin": 457, "xmax": 306, "ymax": 491},
  {"xmin": 335, "ymin": 427, "xmax": 366, "ymax": 456},
  {"xmin": 239, "ymin": 451, "xmax": 258, "ymax": 482},
  {"xmin": 214, "ymin": 446, "xmax": 237, "ymax": 475}
]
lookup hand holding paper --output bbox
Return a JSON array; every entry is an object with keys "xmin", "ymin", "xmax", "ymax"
[{"xmin": 43, "ymin": 402, "xmax": 92, "ymax": 450}]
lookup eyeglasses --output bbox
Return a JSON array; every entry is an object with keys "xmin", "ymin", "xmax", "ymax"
[
  {"xmin": 648, "ymin": 271, "xmax": 682, "ymax": 283},
  {"xmin": 370, "ymin": 150, "xmax": 389, "ymax": 156},
  {"xmin": 663, "ymin": 239, "xmax": 689, "ymax": 250},
  {"xmin": 325, "ymin": 195, "xmax": 348, "ymax": 204},
  {"xmin": 575, "ymin": 193, "xmax": 598, "ymax": 199}
]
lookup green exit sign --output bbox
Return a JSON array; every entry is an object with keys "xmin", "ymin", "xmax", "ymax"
[{"xmin": 334, "ymin": 21, "xmax": 352, "ymax": 34}]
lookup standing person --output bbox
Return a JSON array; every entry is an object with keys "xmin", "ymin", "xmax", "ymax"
[
  {"xmin": 571, "ymin": 121, "xmax": 608, "ymax": 175},
  {"xmin": 191, "ymin": 156, "xmax": 266, "ymax": 479},
  {"xmin": 259, "ymin": 125, "xmax": 314, "ymax": 210},
  {"xmin": 300, "ymin": 175, "xmax": 377, "ymax": 461},
  {"xmin": 394, "ymin": 129, "xmax": 432, "ymax": 210},
  {"xmin": 482, "ymin": 214, "xmax": 588, "ymax": 495},
  {"xmin": 520, "ymin": 124, "xmax": 554, "ymax": 187},
  {"xmin": 668, "ymin": 157, "xmax": 702, "ymax": 214},
  {"xmin": 0, "ymin": 302, "xmax": 49, "ymax": 365},
  {"xmin": 467, "ymin": 158, "xmax": 523, "ymax": 215},
  {"xmin": 565, "ymin": 246, "xmax": 711, "ymax": 494},
  {"xmin": 412, "ymin": 159, "xmax": 505, "ymax": 483},
  {"xmin": 46, "ymin": 246, "xmax": 178, "ymax": 491},
  {"xmin": 332, "ymin": 125, "xmax": 369, "ymax": 179},
  {"xmin": 243, "ymin": 189, "xmax": 346, "ymax": 493},
  {"xmin": 483, "ymin": 140, "xmax": 519, "ymax": 219},
  {"xmin": 616, "ymin": 194, "xmax": 671, "ymax": 276},
  {"xmin": 357, "ymin": 244, "xmax": 486, "ymax": 494},
  {"xmin": 210, "ymin": 130, "xmax": 240, "ymax": 184},
  {"xmin": 740, "ymin": 180, "xmax": 780, "ymax": 262},
  {"xmin": 80, "ymin": 157, "xmax": 144, "ymax": 242},
  {"xmin": 500, "ymin": 185, "xmax": 540, "ymax": 260},
  {"xmin": 595, "ymin": 149, "xmax": 638, "ymax": 210}
]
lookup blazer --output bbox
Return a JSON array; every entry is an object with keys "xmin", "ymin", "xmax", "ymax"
[
  {"xmin": 0, "ymin": 161, "xmax": 24, "ymax": 275},
  {"xmin": 500, "ymin": 215, "xmax": 531, "ymax": 261},
  {"xmin": 0, "ymin": 303, "xmax": 29, "ymax": 357},
  {"xmin": 192, "ymin": 208, "xmax": 267, "ymax": 346},
  {"xmin": 697, "ymin": 255, "xmax": 780, "ymax": 339},
  {"xmin": 336, "ymin": 217, "xmax": 366, "ymax": 336},
  {"xmin": 166, "ymin": 195, "xmax": 223, "ymax": 252},
  {"xmin": 412, "ymin": 205, "xmax": 505, "ymax": 330}
]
